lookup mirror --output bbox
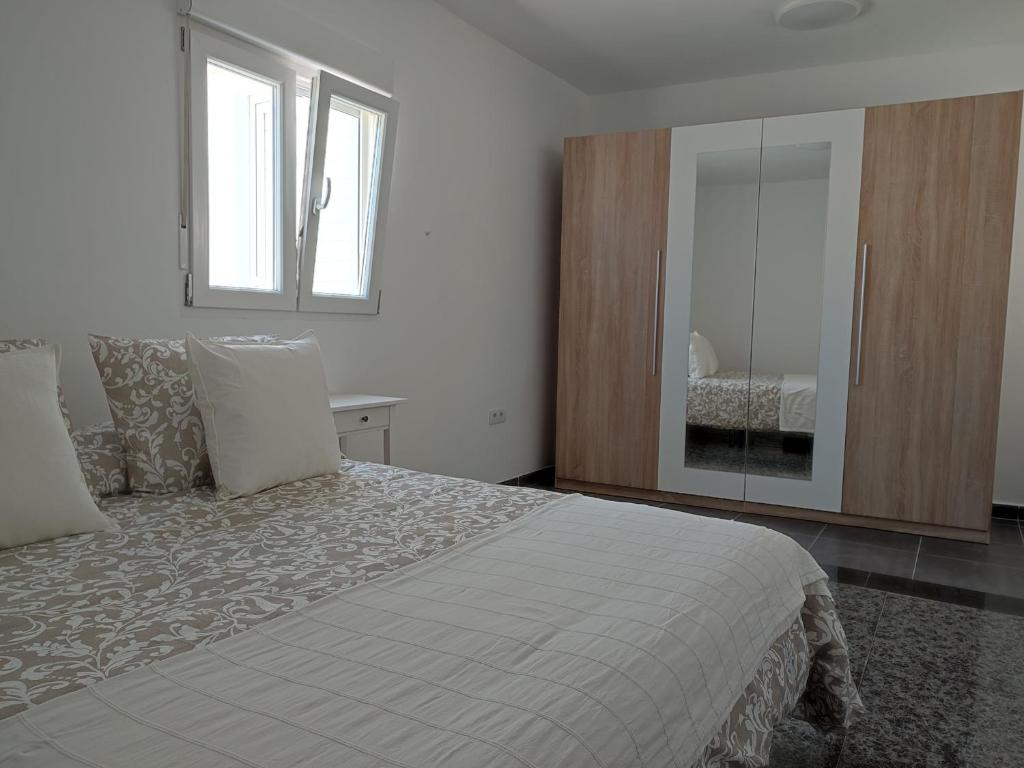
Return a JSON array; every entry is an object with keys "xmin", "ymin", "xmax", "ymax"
[
  {"xmin": 746, "ymin": 142, "xmax": 831, "ymax": 480},
  {"xmin": 683, "ymin": 148, "xmax": 761, "ymax": 474},
  {"xmin": 682, "ymin": 143, "xmax": 832, "ymax": 481}
]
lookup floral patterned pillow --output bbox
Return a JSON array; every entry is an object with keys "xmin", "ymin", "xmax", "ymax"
[
  {"xmin": 72, "ymin": 422, "xmax": 129, "ymax": 500},
  {"xmin": 89, "ymin": 335, "xmax": 278, "ymax": 495},
  {"xmin": 0, "ymin": 339, "xmax": 73, "ymax": 433}
]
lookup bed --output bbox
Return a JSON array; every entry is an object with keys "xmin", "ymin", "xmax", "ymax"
[
  {"xmin": 1, "ymin": 426, "xmax": 860, "ymax": 768},
  {"xmin": 687, "ymin": 372, "xmax": 818, "ymax": 434}
]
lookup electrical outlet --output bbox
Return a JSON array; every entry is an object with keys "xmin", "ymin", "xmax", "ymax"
[{"xmin": 488, "ymin": 409, "xmax": 507, "ymax": 426}]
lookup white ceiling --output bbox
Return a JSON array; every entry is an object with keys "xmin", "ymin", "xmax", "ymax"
[{"xmin": 433, "ymin": 0, "xmax": 1024, "ymax": 94}]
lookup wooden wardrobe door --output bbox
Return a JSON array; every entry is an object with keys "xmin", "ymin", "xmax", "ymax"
[
  {"xmin": 556, "ymin": 130, "xmax": 671, "ymax": 489},
  {"xmin": 843, "ymin": 92, "xmax": 1022, "ymax": 530}
]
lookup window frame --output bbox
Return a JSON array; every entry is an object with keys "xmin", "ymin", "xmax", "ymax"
[
  {"xmin": 297, "ymin": 72, "xmax": 399, "ymax": 314},
  {"xmin": 182, "ymin": 21, "xmax": 399, "ymax": 316},
  {"xmin": 188, "ymin": 24, "xmax": 298, "ymax": 311}
]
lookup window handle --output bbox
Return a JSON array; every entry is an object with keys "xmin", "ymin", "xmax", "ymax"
[{"xmin": 313, "ymin": 177, "xmax": 333, "ymax": 215}]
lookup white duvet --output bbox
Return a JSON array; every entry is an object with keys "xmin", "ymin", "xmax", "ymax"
[
  {"xmin": 780, "ymin": 374, "xmax": 818, "ymax": 433},
  {"xmin": 2, "ymin": 494, "xmax": 827, "ymax": 768}
]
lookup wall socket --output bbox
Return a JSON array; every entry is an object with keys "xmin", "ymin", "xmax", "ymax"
[{"xmin": 488, "ymin": 408, "xmax": 507, "ymax": 426}]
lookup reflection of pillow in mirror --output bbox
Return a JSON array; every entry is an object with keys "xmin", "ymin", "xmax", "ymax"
[{"xmin": 689, "ymin": 331, "xmax": 719, "ymax": 379}]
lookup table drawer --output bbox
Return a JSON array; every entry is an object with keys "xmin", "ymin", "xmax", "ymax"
[{"xmin": 334, "ymin": 407, "xmax": 390, "ymax": 434}]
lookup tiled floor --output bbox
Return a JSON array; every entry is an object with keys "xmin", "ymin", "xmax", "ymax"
[{"xmin": 769, "ymin": 582, "xmax": 1024, "ymax": 767}]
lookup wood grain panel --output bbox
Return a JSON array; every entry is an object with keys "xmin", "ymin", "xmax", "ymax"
[
  {"xmin": 843, "ymin": 92, "xmax": 1022, "ymax": 531},
  {"xmin": 556, "ymin": 130, "xmax": 671, "ymax": 489},
  {"xmin": 945, "ymin": 91, "xmax": 1022, "ymax": 529}
]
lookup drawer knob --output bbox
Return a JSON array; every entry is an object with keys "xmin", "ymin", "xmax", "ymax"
[{"xmin": 360, "ymin": 415, "xmax": 369, "ymax": 423}]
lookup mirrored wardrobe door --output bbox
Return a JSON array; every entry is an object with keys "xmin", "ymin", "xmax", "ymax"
[
  {"xmin": 743, "ymin": 110, "xmax": 865, "ymax": 512},
  {"xmin": 658, "ymin": 119, "xmax": 762, "ymax": 500}
]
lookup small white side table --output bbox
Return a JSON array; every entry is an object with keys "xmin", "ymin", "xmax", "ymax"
[{"xmin": 329, "ymin": 394, "xmax": 407, "ymax": 465}]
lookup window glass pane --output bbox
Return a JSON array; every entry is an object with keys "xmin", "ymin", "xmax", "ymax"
[
  {"xmin": 684, "ymin": 147, "xmax": 760, "ymax": 476},
  {"xmin": 206, "ymin": 59, "xmax": 279, "ymax": 292},
  {"xmin": 311, "ymin": 96, "xmax": 384, "ymax": 298},
  {"xmin": 296, "ymin": 78, "xmax": 311, "ymax": 230}
]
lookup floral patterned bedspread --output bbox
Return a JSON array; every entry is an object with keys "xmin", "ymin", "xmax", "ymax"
[
  {"xmin": 0, "ymin": 459, "xmax": 859, "ymax": 767},
  {"xmin": 687, "ymin": 371, "xmax": 782, "ymax": 432},
  {"xmin": 0, "ymin": 461, "xmax": 553, "ymax": 718}
]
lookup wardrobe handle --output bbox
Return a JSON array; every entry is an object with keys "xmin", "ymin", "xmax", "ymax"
[
  {"xmin": 855, "ymin": 243, "xmax": 869, "ymax": 386},
  {"xmin": 651, "ymin": 250, "xmax": 662, "ymax": 376}
]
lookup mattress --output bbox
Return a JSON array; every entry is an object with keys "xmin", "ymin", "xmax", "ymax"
[{"xmin": 1, "ymin": 452, "xmax": 860, "ymax": 767}]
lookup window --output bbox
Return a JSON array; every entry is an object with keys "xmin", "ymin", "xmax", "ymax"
[
  {"xmin": 298, "ymin": 73, "xmax": 395, "ymax": 313},
  {"xmin": 184, "ymin": 24, "xmax": 398, "ymax": 314}
]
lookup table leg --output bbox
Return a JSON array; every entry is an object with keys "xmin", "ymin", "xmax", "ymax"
[
  {"xmin": 338, "ymin": 435, "xmax": 348, "ymax": 457},
  {"xmin": 383, "ymin": 428, "xmax": 391, "ymax": 465}
]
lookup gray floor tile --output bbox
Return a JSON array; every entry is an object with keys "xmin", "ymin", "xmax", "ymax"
[
  {"xmin": 817, "ymin": 525, "xmax": 920, "ymax": 552},
  {"xmin": 818, "ymin": 564, "xmax": 871, "ymax": 586},
  {"xmin": 735, "ymin": 513, "xmax": 825, "ymax": 538},
  {"xmin": 914, "ymin": 554, "xmax": 1024, "ymax": 599},
  {"xmin": 987, "ymin": 519, "xmax": 1023, "ymax": 546},
  {"xmin": 919, "ymin": 536, "xmax": 1024, "ymax": 569},
  {"xmin": 658, "ymin": 502, "xmax": 739, "ymax": 520},
  {"xmin": 809, "ymin": 538, "xmax": 916, "ymax": 579},
  {"xmin": 787, "ymin": 533, "xmax": 819, "ymax": 551}
]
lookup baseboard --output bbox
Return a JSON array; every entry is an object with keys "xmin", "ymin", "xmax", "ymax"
[{"xmin": 993, "ymin": 503, "xmax": 1022, "ymax": 521}]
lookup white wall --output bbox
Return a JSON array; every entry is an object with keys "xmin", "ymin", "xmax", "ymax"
[
  {"xmin": 752, "ymin": 178, "xmax": 829, "ymax": 376},
  {"xmin": 0, "ymin": 0, "xmax": 586, "ymax": 484},
  {"xmin": 691, "ymin": 178, "xmax": 828, "ymax": 375},
  {"xmin": 586, "ymin": 42, "xmax": 1024, "ymax": 505},
  {"xmin": 691, "ymin": 182, "xmax": 757, "ymax": 372}
]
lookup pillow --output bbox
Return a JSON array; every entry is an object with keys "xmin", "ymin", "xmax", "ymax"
[
  {"xmin": 0, "ymin": 338, "xmax": 73, "ymax": 433},
  {"xmin": 0, "ymin": 347, "xmax": 112, "ymax": 549},
  {"xmin": 689, "ymin": 331, "xmax": 720, "ymax": 379},
  {"xmin": 73, "ymin": 422, "xmax": 129, "ymax": 500},
  {"xmin": 88, "ymin": 334, "xmax": 278, "ymax": 495},
  {"xmin": 186, "ymin": 331, "xmax": 341, "ymax": 499}
]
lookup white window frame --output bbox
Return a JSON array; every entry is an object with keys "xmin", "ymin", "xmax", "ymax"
[
  {"xmin": 298, "ymin": 72, "xmax": 399, "ymax": 314},
  {"xmin": 188, "ymin": 24, "xmax": 297, "ymax": 311},
  {"xmin": 182, "ymin": 21, "xmax": 398, "ymax": 315}
]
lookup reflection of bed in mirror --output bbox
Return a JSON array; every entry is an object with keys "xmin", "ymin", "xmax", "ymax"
[
  {"xmin": 674, "ymin": 136, "xmax": 835, "ymax": 487},
  {"xmin": 685, "ymin": 370, "xmax": 817, "ymax": 480},
  {"xmin": 686, "ymin": 370, "xmax": 817, "ymax": 433}
]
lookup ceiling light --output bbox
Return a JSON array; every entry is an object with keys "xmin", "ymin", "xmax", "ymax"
[{"xmin": 775, "ymin": 0, "xmax": 863, "ymax": 30}]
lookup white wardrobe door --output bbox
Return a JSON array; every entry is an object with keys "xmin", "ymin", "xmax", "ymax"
[
  {"xmin": 743, "ymin": 109, "xmax": 865, "ymax": 512},
  {"xmin": 658, "ymin": 120, "xmax": 763, "ymax": 500}
]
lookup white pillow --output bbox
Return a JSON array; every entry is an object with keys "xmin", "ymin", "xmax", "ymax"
[
  {"xmin": 689, "ymin": 331, "xmax": 720, "ymax": 379},
  {"xmin": 186, "ymin": 331, "xmax": 341, "ymax": 499},
  {"xmin": 0, "ymin": 346, "xmax": 112, "ymax": 549}
]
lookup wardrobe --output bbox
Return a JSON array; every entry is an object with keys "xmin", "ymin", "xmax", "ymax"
[{"xmin": 556, "ymin": 91, "xmax": 1023, "ymax": 543}]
